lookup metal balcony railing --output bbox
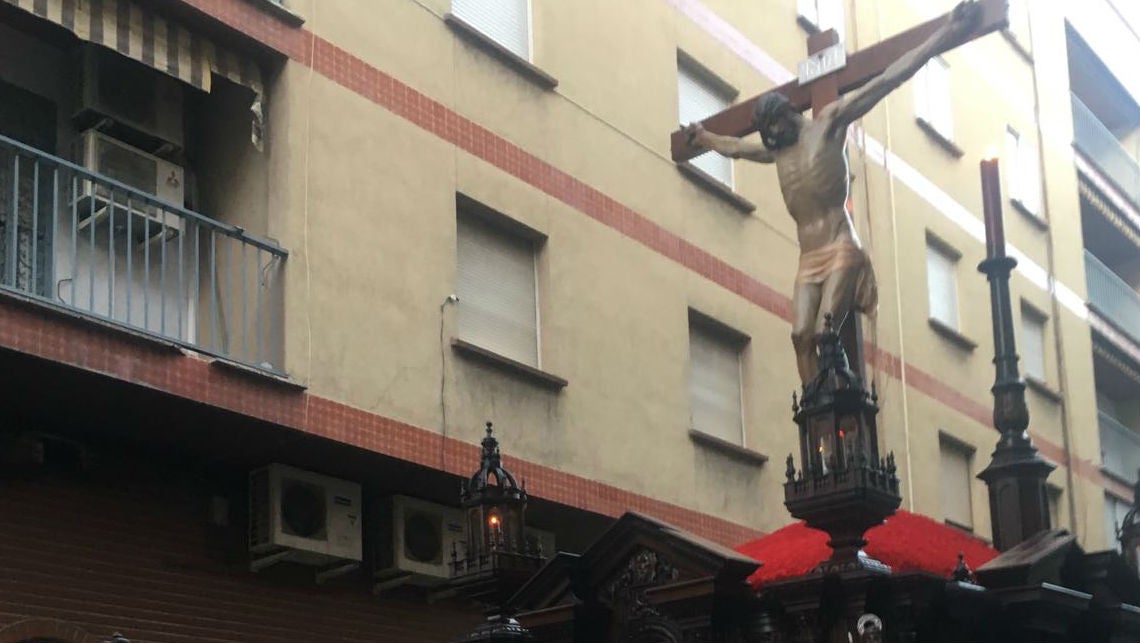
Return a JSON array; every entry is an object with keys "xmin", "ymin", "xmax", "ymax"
[
  {"xmin": 1100, "ymin": 410, "xmax": 1140, "ymax": 482},
  {"xmin": 0, "ymin": 133, "xmax": 287, "ymax": 373},
  {"xmin": 1071, "ymin": 93, "xmax": 1140, "ymax": 208},
  {"xmin": 1085, "ymin": 250, "xmax": 1140, "ymax": 345}
]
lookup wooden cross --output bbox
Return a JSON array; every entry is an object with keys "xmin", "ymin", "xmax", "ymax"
[
  {"xmin": 670, "ymin": 0, "xmax": 1009, "ymax": 161},
  {"xmin": 669, "ymin": 0, "xmax": 1008, "ymax": 374}
]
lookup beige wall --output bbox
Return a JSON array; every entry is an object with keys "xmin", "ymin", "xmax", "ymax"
[{"xmin": 190, "ymin": 0, "xmax": 1131, "ymax": 546}]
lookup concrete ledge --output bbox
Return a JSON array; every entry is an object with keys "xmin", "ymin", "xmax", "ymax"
[
  {"xmin": 452, "ymin": 338, "xmax": 568, "ymax": 391},
  {"xmin": 445, "ymin": 13, "xmax": 558, "ymax": 90}
]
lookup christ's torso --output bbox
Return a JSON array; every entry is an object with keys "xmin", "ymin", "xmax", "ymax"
[{"xmin": 773, "ymin": 120, "xmax": 858, "ymax": 253}]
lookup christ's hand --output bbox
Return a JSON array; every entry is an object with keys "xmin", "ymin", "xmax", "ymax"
[
  {"xmin": 944, "ymin": 1, "xmax": 984, "ymax": 45},
  {"xmin": 683, "ymin": 122, "xmax": 707, "ymax": 148}
]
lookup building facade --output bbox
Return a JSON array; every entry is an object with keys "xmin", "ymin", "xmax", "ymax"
[{"xmin": 0, "ymin": 0, "xmax": 1138, "ymax": 641}]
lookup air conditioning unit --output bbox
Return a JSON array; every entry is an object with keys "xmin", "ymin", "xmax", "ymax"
[
  {"xmin": 373, "ymin": 495, "xmax": 466, "ymax": 587},
  {"xmin": 249, "ymin": 464, "xmax": 363, "ymax": 569},
  {"xmin": 77, "ymin": 45, "xmax": 184, "ymax": 148},
  {"xmin": 75, "ymin": 129, "xmax": 185, "ymax": 244}
]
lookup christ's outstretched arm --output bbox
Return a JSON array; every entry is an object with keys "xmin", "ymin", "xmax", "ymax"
[
  {"xmin": 822, "ymin": 0, "xmax": 984, "ymax": 139},
  {"xmin": 682, "ymin": 122, "xmax": 776, "ymax": 164}
]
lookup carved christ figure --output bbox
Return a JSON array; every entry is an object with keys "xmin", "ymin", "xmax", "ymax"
[{"xmin": 684, "ymin": 1, "xmax": 983, "ymax": 384}]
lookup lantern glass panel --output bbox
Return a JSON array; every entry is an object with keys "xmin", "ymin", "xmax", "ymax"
[
  {"xmin": 487, "ymin": 507, "xmax": 505, "ymax": 549},
  {"xmin": 809, "ymin": 414, "xmax": 835, "ymax": 475},
  {"xmin": 838, "ymin": 414, "xmax": 860, "ymax": 467},
  {"xmin": 467, "ymin": 509, "xmax": 482, "ymax": 555}
]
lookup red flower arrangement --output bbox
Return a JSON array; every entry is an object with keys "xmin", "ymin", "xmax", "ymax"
[{"xmin": 734, "ymin": 509, "xmax": 999, "ymax": 587}]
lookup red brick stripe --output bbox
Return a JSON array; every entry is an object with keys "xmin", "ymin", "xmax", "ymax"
[{"xmin": 0, "ymin": 296, "xmax": 763, "ymax": 546}]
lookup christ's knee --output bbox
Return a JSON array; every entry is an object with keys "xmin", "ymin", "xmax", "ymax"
[{"xmin": 791, "ymin": 328, "xmax": 815, "ymax": 356}]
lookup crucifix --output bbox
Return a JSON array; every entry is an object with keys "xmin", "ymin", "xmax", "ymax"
[{"xmin": 675, "ymin": 0, "xmax": 1008, "ymax": 385}]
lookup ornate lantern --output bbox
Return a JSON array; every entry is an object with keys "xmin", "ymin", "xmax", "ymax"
[
  {"xmin": 461, "ymin": 422, "xmax": 528, "ymax": 559},
  {"xmin": 793, "ymin": 316, "xmax": 881, "ymax": 476},
  {"xmin": 784, "ymin": 315, "xmax": 901, "ymax": 573},
  {"xmin": 449, "ymin": 423, "xmax": 546, "ymax": 609}
]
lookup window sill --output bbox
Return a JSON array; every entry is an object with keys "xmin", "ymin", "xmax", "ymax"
[
  {"xmin": 915, "ymin": 118, "xmax": 964, "ymax": 158},
  {"xmin": 451, "ymin": 338, "xmax": 568, "ymax": 391},
  {"xmin": 676, "ymin": 162, "xmax": 756, "ymax": 214},
  {"xmin": 242, "ymin": 0, "xmax": 306, "ymax": 26},
  {"xmin": 929, "ymin": 318, "xmax": 977, "ymax": 351},
  {"xmin": 1025, "ymin": 376, "xmax": 1061, "ymax": 403},
  {"xmin": 209, "ymin": 357, "xmax": 304, "ymax": 391},
  {"xmin": 444, "ymin": 13, "xmax": 558, "ymax": 90},
  {"xmin": 688, "ymin": 429, "xmax": 768, "ymax": 466},
  {"xmin": 1010, "ymin": 198, "xmax": 1048, "ymax": 230}
]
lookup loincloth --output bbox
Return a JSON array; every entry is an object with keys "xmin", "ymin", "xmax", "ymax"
[{"xmin": 796, "ymin": 241, "xmax": 879, "ymax": 314}]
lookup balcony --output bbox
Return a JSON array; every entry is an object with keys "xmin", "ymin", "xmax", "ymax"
[
  {"xmin": 1085, "ymin": 250, "xmax": 1140, "ymax": 346},
  {"xmin": 0, "ymin": 133, "xmax": 286, "ymax": 373},
  {"xmin": 1071, "ymin": 93, "xmax": 1140, "ymax": 209},
  {"xmin": 1100, "ymin": 410, "xmax": 1140, "ymax": 483}
]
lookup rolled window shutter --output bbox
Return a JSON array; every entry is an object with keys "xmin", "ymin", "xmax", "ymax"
[
  {"xmin": 818, "ymin": 0, "xmax": 845, "ymax": 41},
  {"xmin": 926, "ymin": 244, "xmax": 958, "ymax": 328},
  {"xmin": 1021, "ymin": 313, "xmax": 1045, "ymax": 380},
  {"xmin": 913, "ymin": 64, "xmax": 930, "ymax": 124},
  {"xmin": 688, "ymin": 326, "xmax": 743, "ymax": 444},
  {"xmin": 452, "ymin": 0, "xmax": 530, "ymax": 60},
  {"xmin": 797, "ymin": 0, "xmax": 819, "ymax": 23},
  {"xmin": 929, "ymin": 58, "xmax": 953, "ymax": 139},
  {"xmin": 678, "ymin": 65, "xmax": 733, "ymax": 187},
  {"xmin": 940, "ymin": 442, "xmax": 973, "ymax": 528},
  {"xmin": 457, "ymin": 216, "xmax": 538, "ymax": 366},
  {"xmin": 1106, "ymin": 494, "xmax": 1132, "ymax": 548},
  {"xmin": 1005, "ymin": 127, "xmax": 1022, "ymax": 202}
]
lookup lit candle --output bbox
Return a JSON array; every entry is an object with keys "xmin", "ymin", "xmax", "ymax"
[
  {"xmin": 488, "ymin": 514, "xmax": 502, "ymax": 547},
  {"xmin": 981, "ymin": 150, "xmax": 1004, "ymax": 258}
]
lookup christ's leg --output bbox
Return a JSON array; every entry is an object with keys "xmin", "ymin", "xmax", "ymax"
[
  {"xmin": 816, "ymin": 264, "xmax": 861, "ymax": 340},
  {"xmin": 791, "ymin": 280, "xmax": 823, "ymax": 384}
]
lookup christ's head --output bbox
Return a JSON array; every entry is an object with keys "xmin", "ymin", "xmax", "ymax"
[{"xmin": 753, "ymin": 92, "xmax": 799, "ymax": 150}]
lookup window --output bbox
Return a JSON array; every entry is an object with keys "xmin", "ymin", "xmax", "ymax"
[
  {"xmin": 926, "ymin": 240, "xmax": 959, "ymax": 330},
  {"xmin": 456, "ymin": 207, "xmax": 539, "ymax": 367},
  {"xmin": 1005, "ymin": 126, "xmax": 1043, "ymax": 216},
  {"xmin": 914, "ymin": 57, "xmax": 953, "ymax": 141},
  {"xmin": 940, "ymin": 436, "xmax": 974, "ymax": 530},
  {"xmin": 1106, "ymin": 493, "xmax": 1131, "ymax": 549},
  {"xmin": 797, "ymin": 0, "xmax": 845, "ymax": 42},
  {"xmin": 688, "ymin": 315, "xmax": 746, "ymax": 445},
  {"xmin": 452, "ymin": 0, "xmax": 530, "ymax": 60},
  {"xmin": 1020, "ymin": 304, "xmax": 1047, "ymax": 381},
  {"xmin": 1097, "ymin": 408, "xmax": 1140, "ymax": 483},
  {"xmin": 677, "ymin": 56, "xmax": 735, "ymax": 187}
]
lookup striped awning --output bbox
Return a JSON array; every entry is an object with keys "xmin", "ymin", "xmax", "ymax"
[{"xmin": 2, "ymin": 0, "xmax": 264, "ymax": 148}]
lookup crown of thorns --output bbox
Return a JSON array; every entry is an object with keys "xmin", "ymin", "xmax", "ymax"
[{"xmin": 752, "ymin": 92, "xmax": 793, "ymax": 128}]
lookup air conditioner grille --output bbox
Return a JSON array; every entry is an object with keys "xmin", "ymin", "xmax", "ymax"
[
  {"xmin": 96, "ymin": 137, "xmax": 157, "ymax": 194},
  {"xmin": 281, "ymin": 479, "xmax": 327, "ymax": 539},
  {"xmin": 404, "ymin": 509, "xmax": 443, "ymax": 564}
]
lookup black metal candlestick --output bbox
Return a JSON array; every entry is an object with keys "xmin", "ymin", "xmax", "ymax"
[{"xmin": 975, "ymin": 156, "xmax": 1054, "ymax": 551}]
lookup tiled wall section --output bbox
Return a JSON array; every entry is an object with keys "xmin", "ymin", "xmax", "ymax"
[{"xmin": 0, "ymin": 294, "xmax": 766, "ymax": 546}]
